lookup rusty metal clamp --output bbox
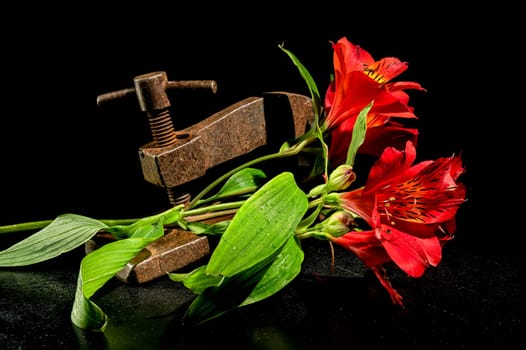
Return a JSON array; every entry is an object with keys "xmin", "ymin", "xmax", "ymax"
[{"xmin": 93, "ymin": 71, "xmax": 313, "ymax": 283}]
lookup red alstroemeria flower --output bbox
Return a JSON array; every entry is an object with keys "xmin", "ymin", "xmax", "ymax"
[
  {"xmin": 323, "ymin": 37, "xmax": 425, "ymax": 165},
  {"xmin": 329, "ymin": 141, "xmax": 466, "ymax": 304}
]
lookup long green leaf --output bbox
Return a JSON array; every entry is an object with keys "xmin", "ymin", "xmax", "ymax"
[
  {"xmin": 279, "ymin": 44, "xmax": 321, "ymax": 123},
  {"xmin": 70, "ymin": 218, "xmax": 165, "ymax": 331},
  {"xmin": 70, "ymin": 273, "xmax": 108, "ymax": 332},
  {"xmin": 170, "ymin": 235, "xmax": 302, "ymax": 300},
  {"xmin": 183, "ymin": 235, "xmax": 303, "ymax": 325},
  {"xmin": 0, "ymin": 214, "xmax": 107, "ymax": 267},
  {"xmin": 206, "ymin": 172, "xmax": 308, "ymax": 276},
  {"xmin": 241, "ymin": 235, "xmax": 303, "ymax": 306},
  {"xmin": 184, "ymin": 250, "xmax": 277, "ymax": 325},
  {"xmin": 81, "ymin": 236, "xmax": 162, "ymax": 297}
]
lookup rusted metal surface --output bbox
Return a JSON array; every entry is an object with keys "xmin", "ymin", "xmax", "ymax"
[
  {"xmin": 138, "ymin": 91, "xmax": 312, "ymax": 188},
  {"xmin": 116, "ymin": 229, "xmax": 209, "ymax": 284},
  {"xmin": 97, "ymin": 71, "xmax": 313, "ymax": 199},
  {"xmin": 87, "ymin": 228, "xmax": 210, "ymax": 284}
]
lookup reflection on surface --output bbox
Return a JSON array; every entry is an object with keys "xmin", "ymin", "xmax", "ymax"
[{"xmin": 0, "ymin": 242, "xmax": 520, "ymax": 349}]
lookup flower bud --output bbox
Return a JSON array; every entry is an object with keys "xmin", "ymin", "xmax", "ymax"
[
  {"xmin": 308, "ymin": 183, "xmax": 326, "ymax": 197},
  {"xmin": 321, "ymin": 211, "xmax": 355, "ymax": 237},
  {"xmin": 327, "ymin": 164, "xmax": 356, "ymax": 191}
]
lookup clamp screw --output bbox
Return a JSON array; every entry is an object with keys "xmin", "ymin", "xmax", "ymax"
[{"xmin": 96, "ymin": 71, "xmax": 217, "ymax": 205}]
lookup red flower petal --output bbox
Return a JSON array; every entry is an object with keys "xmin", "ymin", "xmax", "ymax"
[{"xmin": 375, "ymin": 223, "xmax": 442, "ymax": 277}]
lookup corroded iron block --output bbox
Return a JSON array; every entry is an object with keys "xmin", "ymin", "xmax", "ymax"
[{"xmin": 86, "ymin": 229, "xmax": 210, "ymax": 284}]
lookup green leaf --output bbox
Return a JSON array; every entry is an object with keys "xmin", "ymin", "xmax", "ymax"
[
  {"xmin": 346, "ymin": 101, "xmax": 373, "ymax": 167},
  {"xmin": 70, "ymin": 218, "xmax": 165, "ymax": 331},
  {"xmin": 196, "ymin": 168, "xmax": 267, "ymax": 206},
  {"xmin": 186, "ymin": 220, "xmax": 231, "ymax": 236},
  {"xmin": 0, "ymin": 214, "xmax": 107, "ymax": 267},
  {"xmin": 279, "ymin": 44, "xmax": 322, "ymax": 125},
  {"xmin": 105, "ymin": 206, "xmax": 183, "ymax": 239},
  {"xmin": 168, "ymin": 265, "xmax": 224, "ymax": 294},
  {"xmin": 80, "ymin": 233, "xmax": 162, "ymax": 297},
  {"xmin": 184, "ymin": 251, "xmax": 277, "ymax": 325},
  {"xmin": 70, "ymin": 273, "xmax": 108, "ymax": 332},
  {"xmin": 206, "ymin": 172, "xmax": 308, "ymax": 277},
  {"xmin": 241, "ymin": 235, "xmax": 303, "ymax": 306},
  {"xmin": 183, "ymin": 236, "xmax": 303, "ymax": 325}
]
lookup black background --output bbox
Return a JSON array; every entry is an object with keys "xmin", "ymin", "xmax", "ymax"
[
  {"xmin": 0, "ymin": 3, "xmax": 519, "ymax": 349},
  {"xmin": 0, "ymin": 4, "xmax": 507, "ymax": 256}
]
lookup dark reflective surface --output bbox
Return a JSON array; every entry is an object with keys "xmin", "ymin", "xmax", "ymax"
[{"xmin": 0, "ymin": 240, "xmax": 520, "ymax": 349}]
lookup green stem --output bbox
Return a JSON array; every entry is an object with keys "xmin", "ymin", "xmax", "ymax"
[
  {"xmin": 308, "ymin": 197, "xmax": 325, "ymax": 209},
  {"xmin": 0, "ymin": 218, "xmax": 141, "ymax": 235},
  {"xmin": 183, "ymin": 201, "xmax": 245, "ymax": 217},
  {"xmin": 0, "ymin": 220, "xmax": 54, "ymax": 234},
  {"xmin": 0, "ymin": 200, "xmax": 245, "ymax": 235},
  {"xmin": 181, "ymin": 208, "xmax": 239, "ymax": 223},
  {"xmin": 295, "ymin": 230, "xmax": 332, "ymax": 240}
]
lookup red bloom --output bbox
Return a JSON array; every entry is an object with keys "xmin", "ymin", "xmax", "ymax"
[
  {"xmin": 323, "ymin": 37, "xmax": 425, "ymax": 165},
  {"xmin": 329, "ymin": 141, "xmax": 466, "ymax": 304}
]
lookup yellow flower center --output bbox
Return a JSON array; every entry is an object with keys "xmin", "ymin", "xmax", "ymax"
[{"xmin": 363, "ymin": 66, "xmax": 387, "ymax": 84}]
